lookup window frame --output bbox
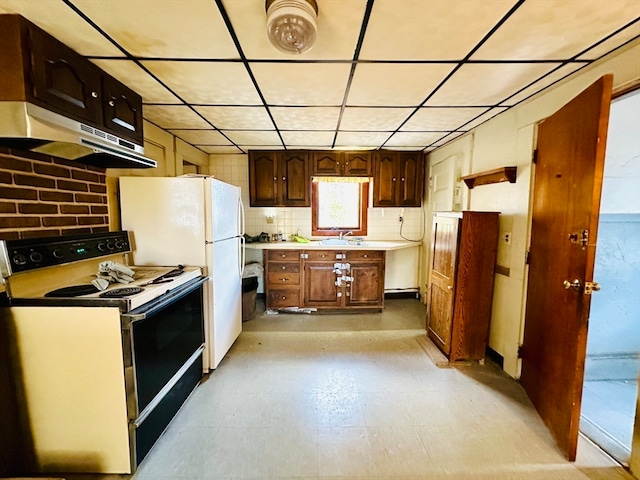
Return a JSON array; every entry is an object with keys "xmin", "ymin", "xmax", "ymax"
[{"xmin": 311, "ymin": 179, "xmax": 369, "ymax": 237}]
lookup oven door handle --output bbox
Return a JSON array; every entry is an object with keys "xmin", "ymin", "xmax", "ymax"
[{"xmin": 121, "ymin": 276, "xmax": 208, "ymax": 324}]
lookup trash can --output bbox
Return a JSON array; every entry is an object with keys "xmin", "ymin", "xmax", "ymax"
[{"xmin": 242, "ymin": 276, "xmax": 259, "ymax": 322}]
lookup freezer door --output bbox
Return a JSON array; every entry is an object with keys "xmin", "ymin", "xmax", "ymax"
[
  {"xmin": 206, "ymin": 178, "xmax": 241, "ymax": 242},
  {"xmin": 120, "ymin": 177, "xmax": 207, "ymax": 266},
  {"xmin": 207, "ymin": 237, "xmax": 242, "ymax": 369}
]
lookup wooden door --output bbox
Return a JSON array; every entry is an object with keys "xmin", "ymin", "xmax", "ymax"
[
  {"xmin": 347, "ymin": 262, "xmax": 384, "ymax": 307},
  {"xmin": 281, "ymin": 151, "xmax": 310, "ymax": 206},
  {"xmin": 249, "ymin": 151, "xmax": 278, "ymax": 206},
  {"xmin": 398, "ymin": 152, "xmax": 424, "ymax": 206},
  {"xmin": 520, "ymin": 75, "xmax": 613, "ymax": 460},
  {"xmin": 312, "ymin": 151, "xmax": 341, "ymax": 175},
  {"xmin": 343, "ymin": 152, "xmax": 371, "ymax": 176},
  {"xmin": 426, "ymin": 214, "xmax": 460, "ymax": 355},
  {"xmin": 430, "ymin": 157, "xmax": 457, "ymax": 212},
  {"xmin": 102, "ymin": 74, "xmax": 143, "ymax": 144},
  {"xmin": 303, "ymin": 262, "xmax": 341, "ymax": 307},
  {"xmin": 29, "ymin": 24, "xmax": 102, "ymax": 125},
  {"xmin": 373, "ymin": 151, "xmax": 398, "ymax": 207}
]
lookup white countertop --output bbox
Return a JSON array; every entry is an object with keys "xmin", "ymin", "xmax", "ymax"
[{"xmin": 245, "ymin": 240, "xmax": 421, "ymax": 251}]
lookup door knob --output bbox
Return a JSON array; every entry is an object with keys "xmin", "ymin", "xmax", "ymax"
[{"xmin": 563, "ymin": 279, "xmax": 581, "ymax": 291}]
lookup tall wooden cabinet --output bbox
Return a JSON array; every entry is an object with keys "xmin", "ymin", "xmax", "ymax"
[
  {"xmin": 248, "ymin": 150, "xmax": 310, "ymax": 206},
  {"xmin": 426, "ymin": 211, "xmax": 499, "ymax": 362},
  {"xmin": 373, "ymin": 150, "xmax": 424, "ymax": 207}
]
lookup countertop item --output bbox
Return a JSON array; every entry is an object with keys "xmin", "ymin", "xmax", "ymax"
[{"xmin": 245, "ymin": 240, "xmax": 420, "ymax": 251}]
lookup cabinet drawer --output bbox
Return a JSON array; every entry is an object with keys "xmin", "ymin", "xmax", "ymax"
[
  {"xmin": 267, "ymin": 262, "xmax": 300, "ymax": 273},
  {"xmin": 266, "ymin": 289, "xmax": 300, "ymax": 308},
  {"xmin": 345, "ymin": 250, "xmax": 384, "ymax": 261},
  {"xmin": 267, "ymin": 272, "xmax": 300, "ymax": 286},
  {"xmin": 306, "ymin": 250, "xmax": 340, "ymax": 261},
  {"xmin": 267, "ymin": 250, "xmax": 301, "ymax": 262}
]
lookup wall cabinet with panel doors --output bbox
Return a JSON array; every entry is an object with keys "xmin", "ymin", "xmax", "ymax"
[
  {"xmin": 373, "ymin": 151, "xmax": 424, "ymax": 207},
  {"xmin": 264, "ymin": 249, "xmax": 385, "ymax": 311},
  {"xmin": 248, "ymin": 150, "xmax": 310, "ymax": 206},
  {"xmin": 426, "ymin": 211, "xmax": 499, "ymax": 363},
  {"xmin": 312, "ymin": 151, "xmax": 372, "ymax": 176},
  {"xmin": 0, "ymin": 14, "xmax": 144, "ymax": 145}
]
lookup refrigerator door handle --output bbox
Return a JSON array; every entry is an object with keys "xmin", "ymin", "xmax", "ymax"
[
  {"xmin": 239, "ymin": 236, "xmax": 245, "ymax": 278},
  {"xmin": 238, "ymin": 196, "xmax": 245, "ymax": 237}
]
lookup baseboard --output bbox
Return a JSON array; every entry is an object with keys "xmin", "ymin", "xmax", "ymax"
[
  {"xmin": 485, "ymin": 346, "xmax": 504, "ymax": 369},
  {"xmin": 384, "ymin": 291, "xmax": 421, "ymax": 300}
]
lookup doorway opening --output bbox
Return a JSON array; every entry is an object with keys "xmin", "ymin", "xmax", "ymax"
[{"xmin": 580, "ymin": 88, "xmax": 640, "ymax": 465}]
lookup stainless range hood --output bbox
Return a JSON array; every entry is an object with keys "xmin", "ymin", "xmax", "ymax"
[{"xmin": 0, "ymin": 101, "xmax": 157, "ymax": 169}]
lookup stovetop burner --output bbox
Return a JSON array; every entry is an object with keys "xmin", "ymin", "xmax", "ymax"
[
  {"xmin": 45, "ymin": 284, "xmax": 100, "ymax": 298},
  {"xmin": 99, "ymin": 287, "xmax": 144, "ymax": 298}
]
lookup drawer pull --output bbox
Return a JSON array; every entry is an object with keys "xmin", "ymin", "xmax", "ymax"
[
  {"xmin": 281, "ymin": 296, "xmax": 286, "ymax": 300},
  {"xmin": 282, "ymin": 266, "xmax": 286, "ymax": 270},
  {"xmin": 281, "ymin": 254, "xmax": 286, "ymax": 258},
  {"xmin": 363, "ymin": 254, "xmax": 368, "ymax": 258},
  {"xmin": 281, "ymin": 278, "xmax": 288, "ymax": 282}
]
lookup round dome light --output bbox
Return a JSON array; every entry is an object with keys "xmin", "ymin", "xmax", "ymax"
[{"xmin": 266, "ymin": 0, "xmax": 318, "ymax": 54}]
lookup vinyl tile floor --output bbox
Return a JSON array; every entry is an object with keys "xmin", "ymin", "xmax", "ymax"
[{"xmin": 67, "ymin": 299, "xmax": 634, "ymax": 480}]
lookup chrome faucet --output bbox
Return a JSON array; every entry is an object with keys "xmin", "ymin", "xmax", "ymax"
[{"xmin": 339, "ymin": 231, "xmax": 353, "ymax": 240}]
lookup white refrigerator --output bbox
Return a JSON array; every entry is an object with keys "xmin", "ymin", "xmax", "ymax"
[{"xmin": 119, "ymin": 176, "xmax": 245, "ymax": 371}]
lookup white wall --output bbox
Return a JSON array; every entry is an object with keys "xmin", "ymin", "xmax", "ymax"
[{"xmin": 424, "ymin": 39, "xmax": 640, "ymax": 379}]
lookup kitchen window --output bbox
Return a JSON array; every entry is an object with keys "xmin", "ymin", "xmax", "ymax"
[{"xmin": 311, "ymin": 177, "xmax": 369, "ymax": 236}]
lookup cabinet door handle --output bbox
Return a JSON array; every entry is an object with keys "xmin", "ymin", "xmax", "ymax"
[
  {"xmin": 447, "ymin": 285, "xmax": 453, "ymax": 290},
  {"xmin": 401, "ymin": 177, "xmax": 405, "ymax": 182},
  {"xmin": 108, "ymin": 100, "xmax": 115, "ymax": 107},
  {"xmin": 282, "ymin": 176, "xmax": 286, "ymax": 181},
  {"xmin": 91, "ymin": 91, "xmax": 98, "ymax": 98},
  {"xmin": 273, "ymin": 177, "xmax": 277, "ymax": 182},
  {"xmin": 392, "ymin": 177, "xmax": 397, "ymax": 182}
]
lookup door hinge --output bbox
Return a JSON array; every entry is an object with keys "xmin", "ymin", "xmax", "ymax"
[
  {"xmin": 517, "ymin": 344, "xmax": 524, "ymax": 358},
  {"xmin": 532, "ymin": 149, "xmax": 538, "ymax": 164},
  {"xmin": 525, "ymin": 250, "xmax": 531, "ymax": 265}
]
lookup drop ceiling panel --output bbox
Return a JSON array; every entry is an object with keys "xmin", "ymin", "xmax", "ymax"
[
  {"xmin": 224, "ymin": 0, "xmax": 366, "ymax": 60},
  {"xmin": 463, "ymin": 107, "xmax": 509, "ymax": 130},
  {"xmin": 384, "ymin": 131, "xmax": 445, "ymax": 148},
  {"xmin": 360, "ymin": 0, "xmax": 515, "ymax": 60},
  {"xmin": 347, "ymin": 64, "xmax": 456, "ymax": 106},
  {"xmin": 168, "ymin": 130, "xmax": 232, "ymax": 146},
  {"xmin": 335, "ymin": 132, "xmax": 392, "ymax": 148},
  {"xmin": 200, "ymin": 146, "xmax": 244, "ymax": 155},
  {"xmin": 501, "ymin": 64, "xmax": 586, "ymax": 107},
  {"xmin": 92, "ymin": 60, "xmax": 180, "ymax": 104},
  {"xmin": 270, "ymin": 107, "xmax": 341, "ymax": 130},
  {"xmin": 250, "ymin": 63, "xmax": 352, "ymax": 105},
  {"xmin": 221, "ymin": 130, "xmax": 283, "ymax": 146},
  {"xmin": 0, "ymin": 0, "xmax": 122, "ymax": 56},
  {"xmin": 426, "ymin": 63, "xmax": 561, "ymax": 106},
  {"xmin": 472, "ymin": 0, "xmax": 640, "ymax": 60},
  {"xmin": 73, "ymin": 0, "xmax": 238, "ymax": 59},
  {"xmin": 141, "ymin": 61, "xmax": 262, "ymax": 105},
  {"xmin": 401, "ymin": 107, "xmax": 490, "ymax": 131},
  {"xmin": 280, "ymin": 131, "xmax": 335, "ymax": 146},
  {"xmin": 144, "ymin": 106, "xmax": 211, "ymax": 130},
  {"xmin": 195, "ymin": 106, "xmax": 274, "ymax": 130},
  {"xmin": 431, "ymin": 131, "xmax": 466, "ymax": 147},
  {"xmin": 340, "ymin": 107, "xmax": 413, "ymax": 131},
  {"xmin": 578, "ymin": 23, "xmax": 640, "ymax": 60}
]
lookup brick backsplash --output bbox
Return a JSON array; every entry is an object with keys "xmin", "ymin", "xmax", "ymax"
[{"xmin": 0, "ymin": 147, "xmax": 108, "ymax": 241}]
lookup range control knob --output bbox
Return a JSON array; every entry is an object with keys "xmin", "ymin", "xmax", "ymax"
[
  {"xmin": 97, "ymin": 242, "xmax": 107, "ymax": 252},
  {"xmin": 52, "ymin": 249, "xmax": 64, "ymax": 259},
  {"xmin": 29, "ymin": 251, "xmax": 43, "ymax": 263},
  {"xmin": 13, "ymin": 253, "xmax": 27, "ymax": 266},
  {"xmin": 115, "ymin": 239, "xmax": 126, "ymax": 249},
  {"xmin": 106, "ymin": 241, "xmax": 115, "ymax": 251}
]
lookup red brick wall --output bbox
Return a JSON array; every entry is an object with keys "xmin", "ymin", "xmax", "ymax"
[{"xmin": 0, "ymin": 147, "xmax": 108, "ymax": 241}]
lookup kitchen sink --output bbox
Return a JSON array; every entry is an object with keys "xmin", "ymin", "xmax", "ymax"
[{"xmin": 319, "ymin": 238, "xmax": 350, "ymax": 246}]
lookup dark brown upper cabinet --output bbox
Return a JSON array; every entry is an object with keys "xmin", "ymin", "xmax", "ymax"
[
  {"xmin": 373, "ymin": 150, "xmax": 424, "ymax": 207},
  {"xmin": 249, "ymin": 150, "xmax": 310, "ymax": 207},
  {"xmin": 312, "ymin": 151, "xmax": 372, "ymax": 176},
  {"xmin": 0, "ymin": 14, "xmax": 144, "ymax": 145}
]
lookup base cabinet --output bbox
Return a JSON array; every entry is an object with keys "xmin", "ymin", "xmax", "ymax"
[
  {"xmin": 426, "ymin": 211, "xmax": 499, "ymax": 362},
  {"xmin": 264, "ymin": 249, "xmax": 385, "ymax": 310}
]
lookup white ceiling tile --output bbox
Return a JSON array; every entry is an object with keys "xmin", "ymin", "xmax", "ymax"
[
  {"xmin": 141, "ymin": 62, "xmax": 262, "ymax": 105},
  {"xmin": 224, "ymin": 0, "xmax": 366, "ymax": 60},
  {"xmin": 578, "ymin": 23, "xmax": 640, "ymax": 60},
  {"xmin": 0, "ymin": 0, "xmax": 123, "ymax": 56},
  {"xmin": 501, "ymin": 65, "xmax": 585, "ymax": 106},
  {"xmin": 360, "ymin": 0, "xmax": 515, "ymax": 60},
  {"xmin": 280, "ymin": 131, "xmax": 335, "ymax": 146},
  {"xmin": 463, "ymin": 108, "xmax": 508, "ymax": 130},
  {"xmin": 168, "ymin": 130, "xmax": 232, "ymax": 146},
  {"xmin": 270, "ymin": 107, "xmax": 341, "ymax": 130},
  {"xmin": 401, "ymin": 107, "xmax": 489, "ymax": 131},
  {"xmin": 426, "ymin": 63, "xmax": 560, "ymax": 106},
  {"xmin": 472, "ymin": 0, "xmax": 640, "ymax": 60},
  {"xmin": 92, "ymin": 60, "xmax": 180, "ymax": 104},
  {"xmin": 221, "ymin": 130, "xmax": 283, "ymax": 146},
  {"xmin": 334, "ymin": 132, "xmax": 393, "ymax": 148},
  {"xmin": 72, "ymin": 0, "xmax": 238, "ymax": 59},
  {"xmin": 250, "ymin": 63, "xmax": 352, "ymax": 105},
  {"xmin": 340, "ymin": 107, "xmax": 413, "ymax": 131},
  {"xmin": 347, "ymin": 64, "xmax": 455, "ymax": 106},
  {"xmin": 144, "ymin": 106, "xmax": 211, "ymax": 130},
  {"xmin": 195, "ymin": 106, "xmax": 274, "ymax": 130},
  {"xmin": 200, "ymin": 146, "xmax": 244, "ymax": 154},
  {"xmin": 384, "ymin": 132, "xmax": 445, "ymax": 148},
  {"xmin": 431, "ymin": 131, "xmax": 466, "ymax": 147}
]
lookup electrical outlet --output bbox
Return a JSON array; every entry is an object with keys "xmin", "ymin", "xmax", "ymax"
[
  {"xmin": 503, "ymin": 232, "xmax": 512, "ymax": 245},
  {"xmin": 399, "ymin": 215, "xmax": 403, "ymax": 223},
  {"xmin": 266, "ymin": 216, "xmax": 274, "ymax": 224}
]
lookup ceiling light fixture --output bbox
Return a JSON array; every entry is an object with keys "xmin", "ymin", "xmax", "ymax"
[{"xmin": 266, "ymin": 0, "xmax": 318, "ymax": 54}]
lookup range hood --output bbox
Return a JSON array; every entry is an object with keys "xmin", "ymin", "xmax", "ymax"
[{"xmin": 0, "ymin": 101, "xmax": 157, "ymax": 169}]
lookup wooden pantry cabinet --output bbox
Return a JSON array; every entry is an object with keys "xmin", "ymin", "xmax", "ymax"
[
  {"xmin": 264, "ymin": 249, "xmax": 385, "ymax": 311},
  {"xmin": 373, "ymin": 150, "xmax": 424, "ymax": 207},
  {"xmin": 426, "ymin": 211, "xmax": 499, "ymax": 362},
  {"xmin": 248, "ymin": 150, "xmax": 310, "ymax": 207},
  {"xmin": 0, "ymin": 14, "xmax": 144, "ymax": 144}
]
